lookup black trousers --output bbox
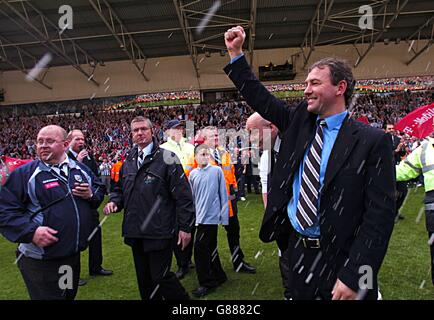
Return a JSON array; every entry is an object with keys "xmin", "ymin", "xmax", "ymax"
[
  {"xmin": 174, "ymin": 226, "xmax": 196, "ymax": 269},
  {"xmin": 395, "ymin": 182, "xmax": 408, "ymax": 216},
  {"xmin": 283, "ymin": 230, "xmax": 334, "ymax": 300},
  {"xmin": 223, "ymin": 200, "xmax": 245, "ymax": 269},
  {"xmin": 426, "ymin": 208, "xmax": 434, "ymax": 285},
  {"xmin": 245, "ymin": 175, "xmax": 259, "ymax": 193},
  {"xmin": 194, "ymin": 224, "xmax": 227, "ymax": 288},
  {"xmin": 17, "ymin": 252, "xmax": 80, "ymax": 300},
  {"xmin": 429, "ymin": 231, "xmax": 434, "ymax": 285},
  {"xmin": 278, "ymin": 247, "xmax": 291, "ymax": 299},
  {"xmin": 88, "ymin": 210, "xmax": 103, "ymax": 274},
  {"xmin": 131, "ymin": 239, "xmax": 190, "ymax": 300}
]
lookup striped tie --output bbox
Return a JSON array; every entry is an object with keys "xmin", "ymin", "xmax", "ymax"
[
  {"xmin": 52, "ymin": 163, "xmax": 68, "ymax": 180},
  {"xmin": 214, "ymin": 149, "xmax": 221, "ymax": 164},
  {"xmin": 137, "ymin": 150, "xmax": 144, "ymax": 169},
  {"xmin": 295, "ymin": 119, "xmax": 327, "ymax": 230}
]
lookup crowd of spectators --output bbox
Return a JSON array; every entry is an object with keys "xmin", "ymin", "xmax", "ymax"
[
  {"xmin": 136, "ymin": 91, "xmax": 200, "ymax": 103},
  {"xmin": 0, "ymin": 76, "xmax": 432, "ymax": 168}
]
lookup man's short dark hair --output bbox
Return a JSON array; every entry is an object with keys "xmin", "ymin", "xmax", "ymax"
[
  {"xmin": 131, "ymin": 116, "xmax": 152, "ymax": 129},
  {"xmin": 308, "ymin": 57, "xmax": 356, "ymax": 106}
]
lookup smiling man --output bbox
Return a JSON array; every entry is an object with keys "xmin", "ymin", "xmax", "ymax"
[
  {"xmin": 223, "ymin": 26, "xmax": 396, "ymax": 300},
  {"xmin": 0, "ymin": 125, "xmax": 105, "ymax": 300}
]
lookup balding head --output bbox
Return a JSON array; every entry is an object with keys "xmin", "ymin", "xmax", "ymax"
[
  {"xmin": 246, "ymin": 113, "xmax": 272, "ymax": 130},
  {"xmin": 36, "ymin": 125, "xmax": 69, "ymax": 164},
  {"xmin": 67, "ymin": 129, "xmax": 86, "ymax": 153},
  {"xmin": 38, "ymin": 125, "xmax": 67, "ymax": 141},
  {"xmin": 246, "ymin": 113, "xmax": 278, "ymax": 151}
]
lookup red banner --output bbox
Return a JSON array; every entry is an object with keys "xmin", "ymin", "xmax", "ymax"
[
  {"xmin": 0, "ymin": 156, "xmax": 32, "ymax": 186},
  {"xmin": 356, "ymin": 116, "xmax": 369, "ymax": 124},
  {"xmin": 395, "ymin": 102, "xmax": 434, "ymax": 139}
]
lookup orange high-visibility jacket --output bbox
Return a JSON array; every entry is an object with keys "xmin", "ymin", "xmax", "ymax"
[
  {"xmin": 110, "ymin": 160, "xmax": 123, "ymax": 183},
  {"xmin": 185, "ymin": 146, "xmax": 238, "ymax": 217}
]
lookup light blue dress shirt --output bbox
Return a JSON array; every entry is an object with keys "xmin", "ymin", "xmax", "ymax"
[
  {"xmin": 138, "ymin": 142, "xmax": 154, "ymax": 158},
  {"xmin": 230, "ymin": 53, "xmax": 244, "ymax": 64},
  {"xmin": 288, "ymin": 111, "xmax": 348, "ymax": 237}
]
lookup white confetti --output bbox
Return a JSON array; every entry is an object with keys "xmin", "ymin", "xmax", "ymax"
[
  {"xmin": 59, "ymin": 24, "xmax": 69, "ymax": 36},
  {"xmin": 87, "ymin": 216, "xmax": 108, "ymax": 242},
  {"xmin": 251, "ymin": 282, "xmax": 260, "ymax": 295},
  {"xmin": 254, "ymin": 250, "xmax": 263, "ymax": 259},
  {"xmin": 26, "ymin": 53, "xmax": 52, "ymax": 82},
  {"xmin": 415, "ymin": 206, "xmax": 424, "ymax": 224},
  {"xmin": 196, "ymin": 0, "xmax": 221, "ymax": 35},
  {"xmin": 428, "ymin": 233, "xmax": 434, "ymax": 246},
  {"xmin": 408, "ymin": 40, "xmax": 415, "ymax": 52},
  {"xmin": 419, "ymin": 280, "xmax": 426, "ymax": 289},
  {"xmin": 14, "ymin": 252, "xmax": 24, "ymax": 265}
]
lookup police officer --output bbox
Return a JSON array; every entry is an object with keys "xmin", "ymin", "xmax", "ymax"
[
  {"xmin": 396, "ymin": 126, "xmax": 434, "ymax": 286},
  {"xmin": 161, "ymin": 119, "xmax": 196, "ymax": 279}
]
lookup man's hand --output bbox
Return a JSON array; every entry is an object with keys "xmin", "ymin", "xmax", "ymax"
[
  {"xmin": 103, "ymin": 202, "xmax": 118, "ymax": 215},
  {"xmin": 32, "ymin": 226, "xmax": 59, "ymax": 248},
  {"xmin": 77, "ymin": 150, "xmax": 89, "ymax": 163},
  {"xmin": 177, "ymin": 230, "xmax": 191, "ymax": 250},
  {"xmin": 332, "ymin": 278, "xmax": 358, "ymax": 300},
  {"xmin": 224, "ymin": 26, "xmax": 246, "ymax": 59},
  {"xmin": 72, "ymin": 183, "xmax": 92, "ymax": 200}
]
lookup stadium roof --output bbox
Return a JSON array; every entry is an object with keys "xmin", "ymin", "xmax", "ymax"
[{"xmin": 0, "ymin": 0, "xmax": 432, "ymax": 88}]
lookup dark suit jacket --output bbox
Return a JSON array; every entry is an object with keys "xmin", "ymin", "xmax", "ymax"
[
  {"xmin": 224, "ymin": 56, "xmax": 396, "ymax": 298},
  {"xmin": 67, "ymin": 150, "xmax": 99, "ymax": 177},
  {"xmin": 67, "ymin": 150, "xmax": 104, "ymax": 209}
]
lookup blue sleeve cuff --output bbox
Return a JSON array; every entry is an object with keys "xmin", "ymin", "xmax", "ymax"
[{"xmin": 230, "ymin": 53, "xmax": 244, "ymax": 64}]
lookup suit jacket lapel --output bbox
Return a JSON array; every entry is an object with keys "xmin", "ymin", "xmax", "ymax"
[
  {"xmin": 292, "ymin": 113, "xmax": 317, "ymax": 171},
  {"xmin": 323, "ymin": 115, "xmax": 359, "ymax": 190}
]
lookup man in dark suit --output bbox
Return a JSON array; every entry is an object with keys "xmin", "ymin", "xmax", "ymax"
[
  {"xmin": 67, "ymin": 130, "xmax": 113, "ymax": 285},
  {"xmin": 224, "ymin": 26, "xmax": 396, "ymax": 300},
  {"xmin": 247, "ymin": 112, "xmax": 291, "ymax": 299},
  {"xmin": 385, "ymin": 124, "xmax": 407, "ymax": 221}
]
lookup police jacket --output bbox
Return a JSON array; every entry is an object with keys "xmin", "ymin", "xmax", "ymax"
[{"xmin": 109, "ymin": 138, "xmax": 195, "ymax": 239}]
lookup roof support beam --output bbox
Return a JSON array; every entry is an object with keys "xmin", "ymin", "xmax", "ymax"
[
  {"xmin": 300, "ymin": 0, "xmax": 335, "ymax": 69},
  {"xmin": 0, "ymin": 56, "xmax": 52, "ymax": 90},
  {"xmin": 406, "ymin": 16, "xmax": 434, "ymax": 65},
  {"xmin": 354, "ymin": 0, "xmax": 409, "ymax": 67},
  {"xmin": 0, "ymin": 23, "xmax": 246, "ymax": 48},
  {"xmin": 88, "ymin": 0, "xmax": 149, "ymax": 81},
  {"xmin": 0, "ymin": 0, "xmax": 99, "ymax": 87},
  {"xmin": 173, "ymin": 0, "xmax": 200, "ymax": 78},
  {"xmin": 0, "ymin": 35, "xmax": 52, "ymax": 90},
  {"xmin": 248, "ymin": 0, "xmax": 257, "ymax": 66}
]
